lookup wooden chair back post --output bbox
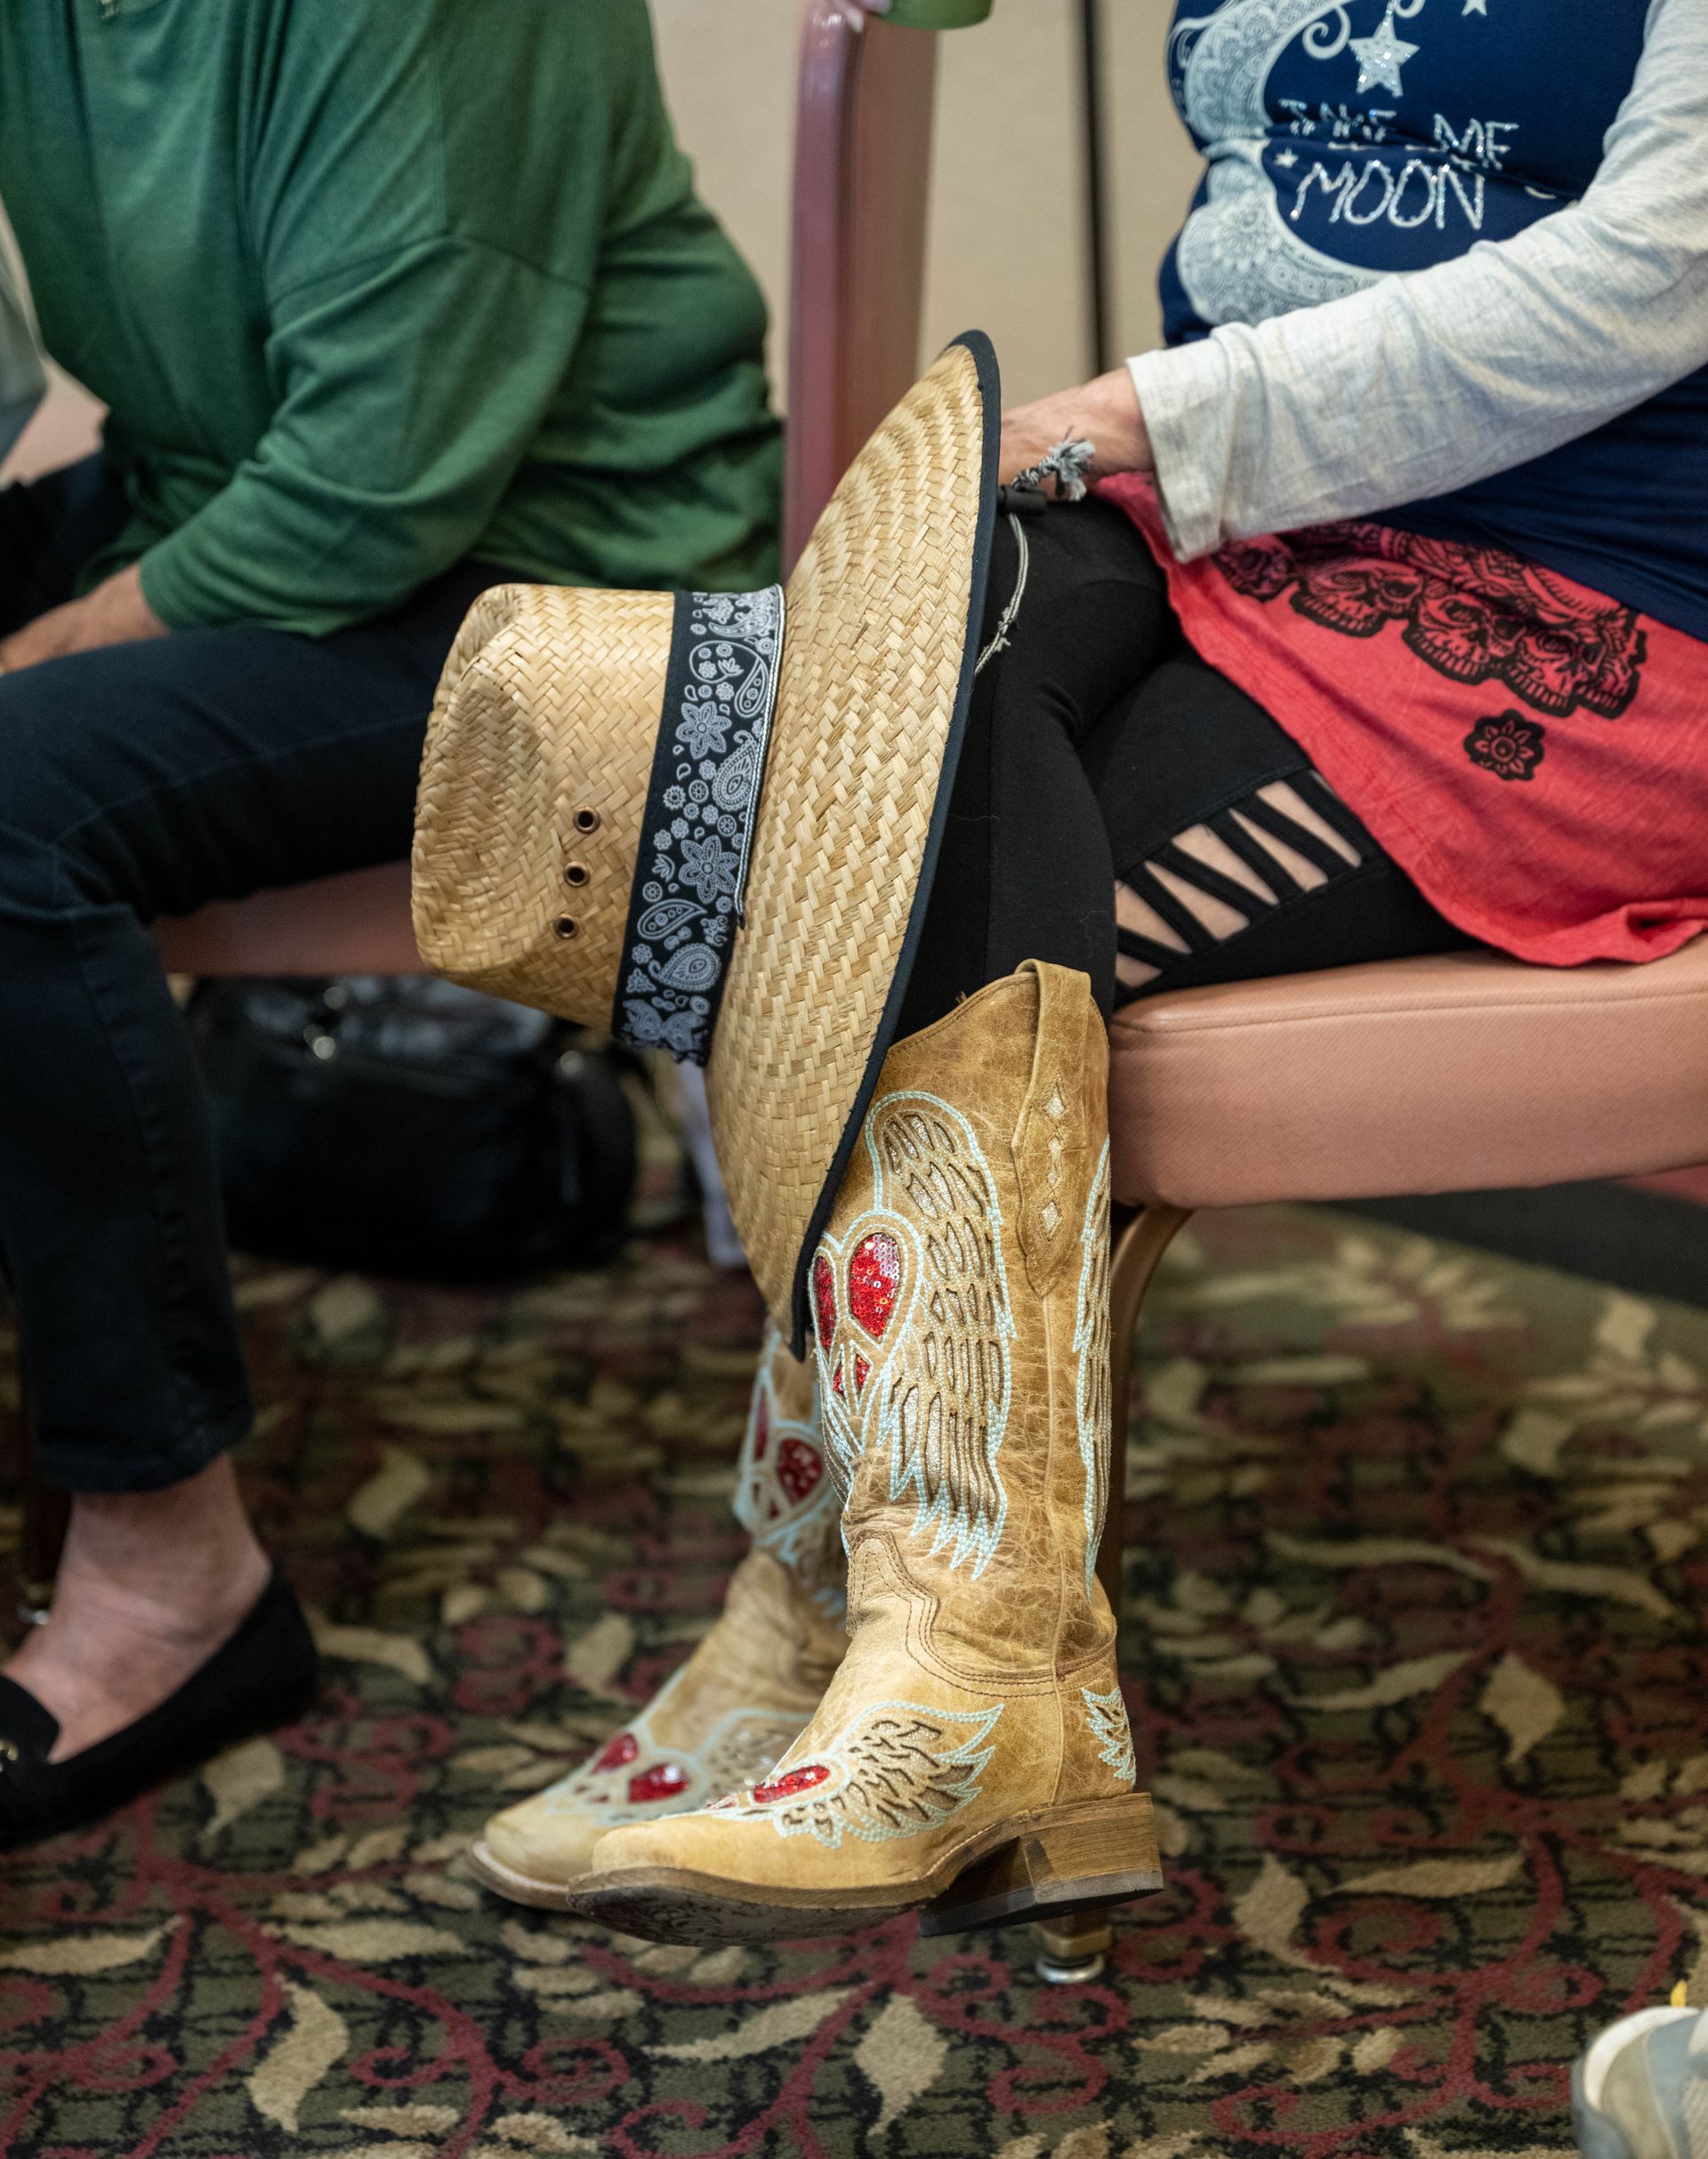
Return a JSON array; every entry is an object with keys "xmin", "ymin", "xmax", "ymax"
[
  {"xmin": 8, "ymin": 1357, "xmax": 64, "ymax": 1625},
  {"xmin": 785, "ymin": 3, "xmax": 940, "ymax": 568},
  {"xmin": 1099, "ymin": 1204, "xmax": 1194, "ymax": 1617}
]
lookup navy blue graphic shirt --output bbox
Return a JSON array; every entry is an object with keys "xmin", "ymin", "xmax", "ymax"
[{"xmin": 1158, "ymin": 0, "xmax": 1708, "ymax": 637}]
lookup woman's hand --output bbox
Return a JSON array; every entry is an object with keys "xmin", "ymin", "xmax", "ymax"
[
  {"xmin": 1001, "ymin": 367, "xmax": 1153, "ymax": 489},
  {"xmin": 0, "ymin": 563, "xmax": 167, "ymax": 675}
]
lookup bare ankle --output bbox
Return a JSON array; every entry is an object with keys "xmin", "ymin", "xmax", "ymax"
[
  {"xmin": 4, "ymin": 1457, "xmax": 270, "ymax": 1758},
  {"xmin": 50, "ymin": 1456, "xmax": 269, "ymax": 1639}
]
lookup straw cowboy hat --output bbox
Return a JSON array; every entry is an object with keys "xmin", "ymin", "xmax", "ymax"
[{"xmin": 412, "ymin": 334, "xmax": 1000, "ymax": 1340}]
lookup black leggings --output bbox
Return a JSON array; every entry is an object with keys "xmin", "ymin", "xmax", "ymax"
[{"xmin": 898, "ymin": 498, "xmax": 1475, "ymax": 1036}]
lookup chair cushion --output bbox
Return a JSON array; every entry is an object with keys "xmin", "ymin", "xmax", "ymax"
[{"xmin": 1109, "ymin": 942, "xmax": 1708, "ymax": 1211}]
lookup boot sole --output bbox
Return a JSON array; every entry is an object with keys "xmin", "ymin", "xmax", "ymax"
[{"xmin": 563, "ymin": 1791, "xmax": 1162, "ymax": 1946}]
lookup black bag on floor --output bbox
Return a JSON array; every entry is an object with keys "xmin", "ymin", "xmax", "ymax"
[{"xmin": 187, "ymin": 977, "xmax": 637, "ymax": 1280}]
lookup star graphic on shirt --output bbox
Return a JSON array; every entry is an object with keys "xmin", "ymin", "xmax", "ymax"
[
  {"xmin": 1273, "ymin": 148, "xmax": 1299, "ymax": 167},
  {"xmin": 1349, "ymin": 4, "xmax": 1420, "ymax": 95},
  {"xmin": 1462, "ymin": 0, "xmax": 1487, "ymax": 13}
]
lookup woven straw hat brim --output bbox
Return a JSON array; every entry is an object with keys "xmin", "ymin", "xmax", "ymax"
[{"xmin": 707, "ymin": 334, "xmax": 1000, "ymax": 1343}]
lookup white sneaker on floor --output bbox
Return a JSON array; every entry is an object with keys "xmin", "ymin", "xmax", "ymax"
[{"xmin": 1574, "ymin": 1994, "xmax": 1708, "ymax": 2158}]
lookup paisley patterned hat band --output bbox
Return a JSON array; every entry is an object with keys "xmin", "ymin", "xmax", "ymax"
[
  {"xmin": 614, "ymin": 585, "xmax": 785, "ymax": 1065},
  {"xmin": 412, "ymin": 334, "xmax": 1001, "ymax": 1335}
]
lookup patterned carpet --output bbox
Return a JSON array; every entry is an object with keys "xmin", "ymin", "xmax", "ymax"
[{"xmin": 5, "ymin": 1204, "xmax": 1708, "ymax": 2159}]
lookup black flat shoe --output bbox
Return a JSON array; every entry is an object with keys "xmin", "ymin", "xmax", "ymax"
[{"xmin": 0, "ymin": 1569, "xmax": 319, "ymax": 1851}]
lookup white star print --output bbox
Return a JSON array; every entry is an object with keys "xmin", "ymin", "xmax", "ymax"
[
  {"xmin": 1349, "ymin": 4, "xmax": 1421, "ymax": 95},
  {"xmin": 1462, "ymin": 0, "xmax": 1487, "ymax": 13},
  {"xmin": 1274, "ymin": 148, "xmax": 1299, "ymax": 167}
]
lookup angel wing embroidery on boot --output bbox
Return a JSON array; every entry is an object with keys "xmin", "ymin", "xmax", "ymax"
[
  {"xmin": 811, "ymin": 1090, "xmax": 1014, "ymax": 1576},
  {"xmin": 734, "ymin": 1327, "xmax": 841, "ymax": 1611},
  {"xmin": 731, "ymin": 1701, "xmax": 1002, "ymax": 1849},
  {"xmin": 1081, "ymin": 1684, "xmax": 1135, "ymax": 1787},
  {"xmin": 1074, "ymin": 1140, "xmax": 1112, "ymax": 1596}
]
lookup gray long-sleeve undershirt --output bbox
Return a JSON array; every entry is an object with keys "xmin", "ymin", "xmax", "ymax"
[{"xmin": 1129, "ymin": 0, "xmax": 1708, "ymax": 561}]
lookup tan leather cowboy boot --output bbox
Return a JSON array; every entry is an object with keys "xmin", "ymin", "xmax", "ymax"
[
  {"xmin": 471, "ymin": 1327, "xmax": 847, "ymax": 1906},
  {"xmin": 568, "ymin": 963, "xmax": 1160, "ymax": 1944}
]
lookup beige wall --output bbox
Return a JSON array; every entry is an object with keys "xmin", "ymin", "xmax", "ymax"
[
  {"xmin": 6, "ymin": 1, "xmax": 1203, "ymax": 476},
  {"xmin": 653, "ymin": 0, "xmax": 1198, "ymax": 407},
  {"xmin": 1102, "ymin": 3, "xmax": 1202, "ymax": 365}
]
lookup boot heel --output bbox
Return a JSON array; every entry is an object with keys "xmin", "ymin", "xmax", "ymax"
[{"xmin": 918, "ymin": 1792, "xmax": 1163, "ymax": 1938}]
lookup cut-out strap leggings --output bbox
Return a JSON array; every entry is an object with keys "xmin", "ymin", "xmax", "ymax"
[{"xmin": 897, "ymin": 496, "xmax": 1478, "ymax": 1039}]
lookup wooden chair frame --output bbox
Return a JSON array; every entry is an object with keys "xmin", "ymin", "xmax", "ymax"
[{"xmin": 1093, "ymin": 1204, "xmax": 1194, "ymax": 1619}]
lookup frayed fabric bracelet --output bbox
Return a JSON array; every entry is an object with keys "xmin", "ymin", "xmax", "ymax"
[{"xmin": 979, "ymin": 437, "xmax": 1098, "ymax": 673}]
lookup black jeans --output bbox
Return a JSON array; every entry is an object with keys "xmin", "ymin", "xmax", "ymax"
[
  {"xmin": 0, "ymin": 457, "xmax": 501, "ymax": 1491},
  {"xmin": 899, "ymin": 498, "xmax": 1474, "ymax": 1036}
]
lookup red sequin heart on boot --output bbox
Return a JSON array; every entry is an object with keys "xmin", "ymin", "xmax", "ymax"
[
  {"xmin": 628, "ymin": 1761, "xmax": 690, "ymax": 1806},
  {"xmin": 752, "ymin": 1762, "xmax": 832, "ymax": 1805},
  {"xmin": 777, "ymin": 1436, "xmax": 823, "ymax": 1503},
  {"xmin": 813, "ymin": 1215, "xmax": 914, "ymax": 1411},
  {"xmin": 848, "ymin": 1232, "xmax": 902, "ymax": 1339},
  {"xmin": 812, "ymin": 1253, "xmax": 838, "ymax": 1348}
]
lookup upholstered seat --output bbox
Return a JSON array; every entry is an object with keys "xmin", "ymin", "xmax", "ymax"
[{"xmin": 1110, "ymin": 940, "xmax": 1708, "ymax": 1212}]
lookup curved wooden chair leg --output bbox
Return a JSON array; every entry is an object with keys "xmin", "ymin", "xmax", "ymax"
[
  {"xmin": 1095, "ymin": 1202, "xmax": 1194, "ymax": 1621},
  {"xmin": 1033, "ymin": 1907, "xmax": 1114, "ymax": 1986},
  {"xmin": 16, "ymin": 1374, "xmax": 63, "ymax": 1626},
  {"xmin": 20, "ymin": 1474, "xmax": 66, "ymax": 1627}
]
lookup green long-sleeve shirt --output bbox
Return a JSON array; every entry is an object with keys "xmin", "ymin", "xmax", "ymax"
[{"xmin": 0, "ymin": 0, "xmax": 782, "ymax": 634}]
